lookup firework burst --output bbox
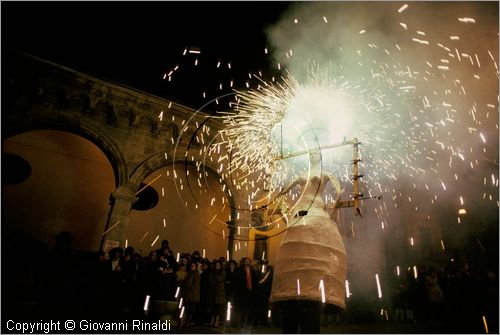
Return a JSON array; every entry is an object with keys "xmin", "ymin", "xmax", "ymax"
[{"xmin": 208, "ymin": 2, "xmax": 498, "ymax": 236}]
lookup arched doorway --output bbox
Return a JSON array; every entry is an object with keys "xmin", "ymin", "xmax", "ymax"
[
  {"xmin": 127, "ymin": 162, "xmax": 232, "ymax": 259},
  {"xmin": 3, "ymin": 129, "xmax": 115, "ymax": 251}
]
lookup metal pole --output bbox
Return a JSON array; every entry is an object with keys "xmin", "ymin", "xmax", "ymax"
[
  {"xmin": 274, "ymin": 137, "xmax": 358, "ymax": 161},
  {"xmin": 352, "ymin": 138, "xmax": 360, "ymax": 212}
]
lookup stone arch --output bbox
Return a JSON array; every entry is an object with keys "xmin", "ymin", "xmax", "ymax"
[
  {"xmin": 129, "ymin": 152, "xmax": 240, "ymax": 252},
  {"xmin": 159, "ymin": 122, "xmax": 179, "ymax": 141},
  {"xmin": 138, "ymin": 116, "xmax": 159, "ymax": 135},
  {"xmin": 79, "ymin": 120, "xmax": 128, "ymax": 187},
  {"xmin": 114, "ymin": 103, "xmax": 136, "ymax": 128},
  {"xmin": 3, "ymin": 112, "xmax": 128, "ymax": 188},
  {"xmin": 130, "ymin": 152, "xmax": 240, "ymax": 212}
]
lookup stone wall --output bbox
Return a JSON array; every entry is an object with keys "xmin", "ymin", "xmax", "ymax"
[{"xmin": 3, "ymin": 49, "xmax": 251, "ymax": 257}]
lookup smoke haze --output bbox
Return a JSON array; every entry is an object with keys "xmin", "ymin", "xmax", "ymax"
[{"xmin": 264, "ymin": 1, "xmax": 499, "ymax": 284}]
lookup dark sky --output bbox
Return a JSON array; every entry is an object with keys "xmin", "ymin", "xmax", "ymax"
[{"xmin": 3, "ymin": 1, "xmax": 292, "ymax": 108}]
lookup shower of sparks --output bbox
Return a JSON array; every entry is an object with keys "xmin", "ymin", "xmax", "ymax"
[
  {"xmin": 207, "ymin": 11, "xmax": 498, "ymax": 239},
  {"xmin": 215, "ymin": 76, "xmax": 294, "ymax": 174}
]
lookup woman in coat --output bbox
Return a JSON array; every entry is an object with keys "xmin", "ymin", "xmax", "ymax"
[
  {"xmin": 180, "ymin": 262, "xmax": 200, "ymax": 328},
  {"xmin": 210, "ymin": 260, "xmax": 226, "ymax": 327}
]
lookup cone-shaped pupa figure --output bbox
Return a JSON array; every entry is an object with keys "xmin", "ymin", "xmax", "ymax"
[{"xmin": 270, "ymin": 149, "xmax": 347, "ymax": 313}]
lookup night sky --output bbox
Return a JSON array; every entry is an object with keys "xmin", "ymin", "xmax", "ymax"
[{"xmin": 3, "ymin": 1, "xmax": 291, "ymax": 109}]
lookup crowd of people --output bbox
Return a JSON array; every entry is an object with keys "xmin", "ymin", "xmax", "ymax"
[
  {"xmin": 3, "ymin": 231, "xmax": 274, "ymax": 329},
  {"xmin": 344, "ymin": 262, "xmax": 498, "ymax": 333},
  {"xmin": 103, "ymin": 239, "xmax": 274, "ymax": 328},
  {"xmin": 2, "ymin": 229, "xmax": 498, "ymax": 334}
]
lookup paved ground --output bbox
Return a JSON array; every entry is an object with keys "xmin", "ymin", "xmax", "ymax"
[{"xmin": 172, "ymin": 321, "xmax": 438, "ymax": 334}]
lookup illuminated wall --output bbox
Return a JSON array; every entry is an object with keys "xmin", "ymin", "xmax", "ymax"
[
  {"xmin": 3, "ymin": 130, "xmax": 114, "ymax": 251},
  {"xmin": 127, "ymin": 163, "xmax": 232, "ymax": 259}
]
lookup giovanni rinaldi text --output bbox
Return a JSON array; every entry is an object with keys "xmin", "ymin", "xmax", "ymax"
[{"xmin": 6, "ymin": 319, "xmax": 172, "ymax": 333}]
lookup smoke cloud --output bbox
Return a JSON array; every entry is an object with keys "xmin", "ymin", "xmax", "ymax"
[{"xmin": 264, "ymin": 1, "xmax": 499, "ymax": 284}]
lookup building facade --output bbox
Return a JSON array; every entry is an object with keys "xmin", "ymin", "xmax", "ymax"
[{"xmin": 4, "ymin": 50, "xmax": 257, "ymax": 259}]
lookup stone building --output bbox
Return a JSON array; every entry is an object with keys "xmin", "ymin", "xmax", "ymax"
[{"xmin": 4, "ymin": 49, "xmax": 273, "ymax": 260}]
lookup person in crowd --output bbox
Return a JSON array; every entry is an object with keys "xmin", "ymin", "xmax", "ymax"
[
  {"xmin": 424, "ymin": 267, "xmax": 444, "ymax": 326},
  {"xmin": 225, "ymin": 260, "xmax": 238, "ymax": 304},
  {"xmin": 157, "ymin": 243, "xmax": 178, "ymax": 272},
  {"xmin": 218, "ymin": 256, "xmax": 227, "ymax": 269},
  {"xmin": 121, "ymin": 246, "xmax": 139, "ymax": 316},
  {"xmin": 156, "ymin": 240, "xmax": 171, "ymax": 256},
  {"xmin": 105, "ymin": 247, "xmax": 125, "ymax": 319},
  {"xmin": 392, "ymin": 275, "xmax": 411, "ymax": 323},
  {"xmin": 234, "ymin": 257, "xmax": 258, "ymax": 327},
  {"xmin": 137, "ymin": 251, "xmax": 158, "ymax": 298},
  {"xmin": 181, "ymin": 261, "xmax": 201, "ymax": 328},
  {"xmin": 210, "ymin": 260, "xmax": 227, "ymax": 327},
  {"xmin": 254, "ymin": 260, "xmax": 273, "ymax": 326},
  {"xmin": 90, "ymin": 250, "xmax": 109, "ymax": 318},
  {"xmin": 176, "ymin": 262, "xmax": 188, "ymax": 284},
  {"xmin": 175, "ymin": 262, "xmax": 188, "ymax": 301},
  {"xmin": 153, "ymin": 255, "xmax": 176, "ymax": 301},
  {"xmin": 191, "ymin": 250, "xmax": 202, "ymax": 264},
  {"xmin": 199, "ymin": 259, "xmax": 214, "ymax": 325}
]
